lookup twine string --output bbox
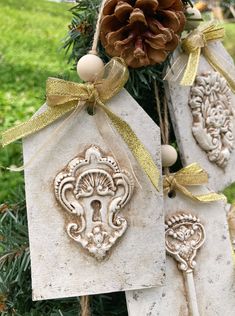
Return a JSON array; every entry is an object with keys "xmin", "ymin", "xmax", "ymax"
[
  {"xmin": 154, "ymin": 80, "xmax": 170, "ymax": 175},
  {"xmin": 89, "ymin": 0, "xmax": 106, "ymax": 55},
  {"xmin": 153, "ymin": 80, "xmax": 169, "ymax": 145},
  {"xmin": 80, "ymin": 296, "xmax": 90, "ymax": 316}
]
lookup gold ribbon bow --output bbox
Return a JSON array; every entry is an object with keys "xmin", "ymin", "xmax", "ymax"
[
  {"xmin": 0, "ymin": 58, "xmax": 160, "ymax": 190},
  {"xmin": 163, "ymin": 163, "xmax": 225, "ymax": 202},
  {"xmin": 180, "ymin": 22, "xmax": 235, "ymax": 91},
  {"xmin": 164, "ymin": 22, "xmax": 235, "ymax": 92}
]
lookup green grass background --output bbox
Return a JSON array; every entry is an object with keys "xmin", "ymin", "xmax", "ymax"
[
  {"xmin": 0, "ymin": 0, "xmax": 78, "ymax": 202},
  {"xmin": 0, "ymin": 0, "xmax": 235, "ymax": 203}
]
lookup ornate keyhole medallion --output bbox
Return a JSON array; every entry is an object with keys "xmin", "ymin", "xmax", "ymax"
[{"xmin": 54, "ymin": 145, "xmax": 134, "ymax": 260}]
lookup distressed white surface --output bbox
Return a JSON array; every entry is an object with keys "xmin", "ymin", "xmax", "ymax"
[
  {"xmin": 23, "ymin": 89, "xmax": 165, "ymax": 301},
  {"xmin": 126, "ymin": 189, "xmax": 235, "ymax": 316},
  {"xmin": 166, "ymin": 41, "xmax": 235, "ymax": 192}
]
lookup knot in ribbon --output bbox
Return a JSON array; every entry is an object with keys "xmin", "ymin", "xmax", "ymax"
[
  {"xmin": 182, "ymin": 31, "xmax": 206, "ymax": 54},
  {"xmin": 46, "ymin": 80, "xmax": 102, "ymax": 108},
  {"xmin": 84, "ymin": 83, "xmax": 100, "ymax": 104},
  {"xmin": 180, "ymin": 22, "xmax": 227, "ymax": 87},
  {"xmin": 0, "ymin": 57, "xmax": 160, "ymax": 191},
  {"xmin": 46, "ymin": 56, "xmax": 129, "ymax": 108},
  {"xmin": 164, "ymin": 174, "xmax": 178, "ymax": 193},
  {"xmin": 163, "ymin": 163, "xmax": 225, "ymax": 202}
]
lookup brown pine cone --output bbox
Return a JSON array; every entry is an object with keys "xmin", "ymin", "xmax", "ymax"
[{"xmin": 100, "ymin": 0, "xmax": 186, "ymax": 68}]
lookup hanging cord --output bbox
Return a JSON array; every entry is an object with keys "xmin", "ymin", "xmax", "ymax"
[
  {"xmin": 153, "ymin": 80, "xmax": 169, "ymax": 145},
  {"xmin": 154, "ymin": 79, "xmax": 170, "ymax": 175},
  {"xmin": 89, "ymin": 0, "xmax": 106, "ymax": 55},
  {"xmin": 80, "ymin": 296, "xmax": 90, "ymax": 316},
  {"xmin": 80, "ymin": 1, "xmax": 107, "ymax": 315}
]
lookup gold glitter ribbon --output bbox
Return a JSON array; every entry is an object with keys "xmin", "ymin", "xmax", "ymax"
[
  {"xmin": 180, "ymin": 22, "xmax": 235, "ymax": 91},
  {"xmin": 0, "ymin": 57, "xmax": 160, "ymax": 190},
  {"xmin": 163, "ymin": 163, "xmax": 226, "ymax": 202},
  {"xmin": 164, "ymin": 22, "xmax": 235, "ymax": 92}
]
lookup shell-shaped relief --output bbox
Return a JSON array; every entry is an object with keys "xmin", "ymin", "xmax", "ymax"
[
  {"xmin": 189, "ymin": 72, "xmax": 234, "ymax": 168},
  {"xmin": 54, "ymin": 145, "xmax": 134, "ymax": 261}
]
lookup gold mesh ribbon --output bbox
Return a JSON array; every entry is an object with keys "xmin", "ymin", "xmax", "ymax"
[
  {"xmin": 180, "ymin": 22, "xmax": 235, "ymax": 91},
  {"xmin": 0, "ymin": 58, "xmax": 160, "ymax": 190},
  {"xmin": 163, "ymin": 163, "xmax": 226, "ymax": 202}
]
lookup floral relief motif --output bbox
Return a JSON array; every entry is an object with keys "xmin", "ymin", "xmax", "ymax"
[
  {"xmin": 189, "ymin": 72, "xmax": 234, "ymax": 168},
  {"xmin": 165, "ymin": 213, "xmax": 205, "ymax": 272},
  {"xmin": 54, "ymin": 146, "xmax": 134, "ymax": 261}
]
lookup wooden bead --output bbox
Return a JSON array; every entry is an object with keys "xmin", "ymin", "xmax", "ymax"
[
  {"xmin": 161, "ymin": 145, "xmax": 178, "ymax": 167},
  {"xmin": 185, "ymin": 7, "xmax": 202, "ymax": 30},
  {"xmin": 76, "ymin": 54, "xmax": 104, "ymax": 82}
]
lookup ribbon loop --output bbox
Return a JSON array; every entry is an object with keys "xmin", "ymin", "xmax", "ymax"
[
  {"xmin": 163, "ymin": 163, "xmax": 225, "ymax": 202},
  {"xmin": 165, "ymin": 22, "xmax": 235, "ymax": 92},
  {"xmin": 182, "ymin": 31, "xmax": 206, "ymax": 54},
  {"xmin": 0, "ymin": 57, "xmax": 160, "ymax": 191}
]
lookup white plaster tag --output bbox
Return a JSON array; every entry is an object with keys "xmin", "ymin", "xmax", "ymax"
[
  {"xmin": 23, "ymin": 89, "xmax": 165, "ymax": 301},
  {"xmin": 166, "ymin": 41, "xmax": 235, "ymax": 192},
  {"xmin": 126, "ymin": 188, "xmax": 235, "ymax": 315}
]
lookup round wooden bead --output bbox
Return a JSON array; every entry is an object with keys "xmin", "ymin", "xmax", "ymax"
[
  {"xmin": 76, "ymin": 54, "xmax": 104, "ymax": 82},
  {"xmin": 185, "ymin": 7, "xmax": 202, "ymax": 30},
  {"xmin": 161, "ymin": 145, "xmax": 178, "ymax": 167}
]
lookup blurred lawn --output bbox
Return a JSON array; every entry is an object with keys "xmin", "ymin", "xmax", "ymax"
[
  {"xmin": 0, "ymin": 0, "xmax": 77, "ymax": 202},
  {"xmin": 224, "ymin": 23, "xmax": 235, "ymax": 59},
  {"xmin": 0, "ymin": 1, "xmax": 235, "ymax": 203}
]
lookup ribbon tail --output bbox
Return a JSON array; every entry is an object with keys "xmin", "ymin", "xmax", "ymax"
[
  {"xmin": 5, "ymin": 104, "xmax": 84, "ymax": 172},
  {"xmin": 194, "ymin": 192, "xmax": 226, "ymax": 202},
  {"xmin": 180, "ymin": 48, "xmax": 201, "ymax": 86},
  {"xmin": 174, "ymin": 163, "xmax": 208, "ymax": 186},
  {"xmin": 94, "ymin": 107, "xmax": 142, "ymax": 189},
  {"xmin": 176, "ymin": 182, "xmax": 226, "ymax": 202},
  {"xmin": 98, "ymin": 102, "xmax": 160, "ymax": 191},
  {"xmin": 204, "ymin": 46, "xmax": 235, "ymax": 93},
  {"xmin": 1, "ymin": 102, "xmax": 77, "ymax": 147},
  {"xmin": 164, "ymin": 53, "xmax": 188, "ymax": 82}
]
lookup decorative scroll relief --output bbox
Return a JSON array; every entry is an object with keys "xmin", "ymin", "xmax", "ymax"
[
  {"xmin": 189, "ymin": 72, "xmax": 234, "ymax": 168},
  {"xmin": 54, "ymin": 145, "xmax": 134, "ymax": 261},
  {"xmin": 165, "ymin": 213, "xmax": 206, "ymax": 272}
]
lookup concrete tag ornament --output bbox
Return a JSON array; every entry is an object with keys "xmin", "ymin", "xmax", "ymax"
[
  {"xmin": 126, "ymin": 189, "xmax": 235, "ymax": 316},
  {"xmin": 54, "ymin": 145, "xmax": 134, "ymax": 260},
  {"xmin": 166, "ymin": 41, "xmax": 235, "ymax": 191},
  {"xmin": 23, "ymin": 89, "xmax": 164, "ymax": 301}
]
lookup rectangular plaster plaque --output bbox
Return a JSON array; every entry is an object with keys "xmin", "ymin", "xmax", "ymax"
[
  {"xmin": 23, "ymin": 89, "xmax": 165, "ymax": 301},
  {"xmin": 166, "ymin": 41, "xmax": 235, "ymax": 192},
  {"xmin": 126, "ymin": 189, "xmax": 235, "ymax": 316}
]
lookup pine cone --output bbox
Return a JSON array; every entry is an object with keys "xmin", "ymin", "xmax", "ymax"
[{"xmin": 100, "ymin": 0, "xmax": 186, "ymax": 68}]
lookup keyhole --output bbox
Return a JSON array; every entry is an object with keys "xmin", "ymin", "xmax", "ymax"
[{"xmin": 91, "ymin": 200, "xmax": 102, "ymax": 222}]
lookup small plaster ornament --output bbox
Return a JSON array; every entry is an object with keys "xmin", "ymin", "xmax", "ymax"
[
  {"xmin": 165, "ymin": 40, "xmax": 235, "ymax": 192},
  {"xmin": 0, "ymin": 0, "xmax": 166, "ymax": 309},
  {"xmin": 126, "ymin": 187, "xmax": 235, "ymax": 316},
  {"xmin": 22, "ymin": 88, "xmax": 165, "ymax": 301}
]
